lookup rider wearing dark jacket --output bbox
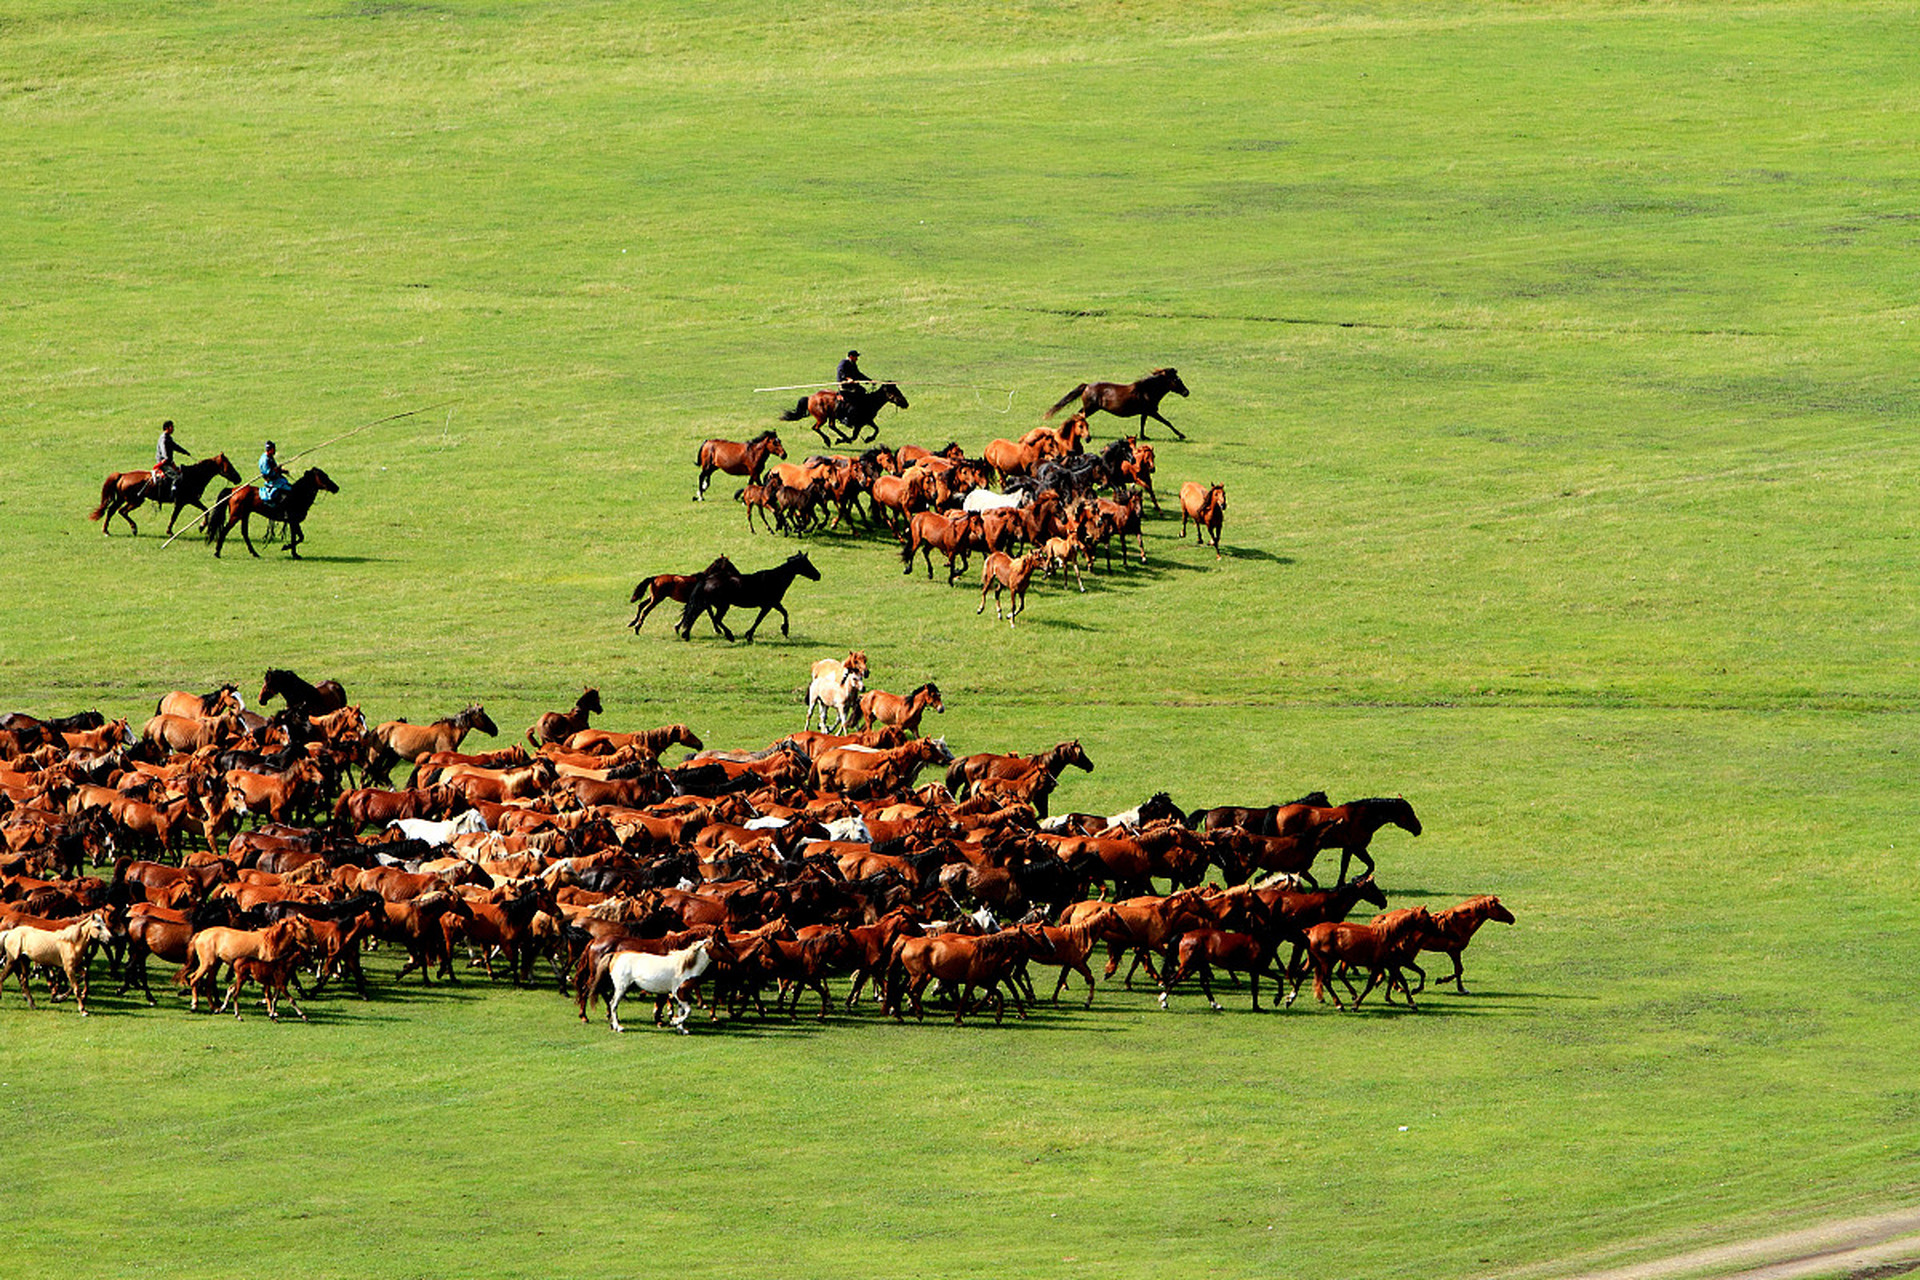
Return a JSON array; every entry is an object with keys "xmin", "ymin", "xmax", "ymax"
[
  {"xmin": 150, "ymin": 420, "xmax": 191, "ymax": 497},
  {"xmin": 835, "ymin": 350, "xmax": 869, "ymax": 393}
]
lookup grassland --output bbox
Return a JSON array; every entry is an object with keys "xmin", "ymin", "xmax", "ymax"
[{"xmin": 2, "ymin": 2, "xmax": 1918, "ymax": 1276}]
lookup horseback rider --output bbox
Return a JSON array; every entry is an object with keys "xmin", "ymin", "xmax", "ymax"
[
  {"xmin": 834, "ymin": 350, "xmax": 872, "ymax": 434},
  {"xmin": 257, "ymin": 440, "xmax": 292, "ymax": 514},
  {"xmin": 148, "ymin": 420, "xmax": 191, "ymax": 500}
]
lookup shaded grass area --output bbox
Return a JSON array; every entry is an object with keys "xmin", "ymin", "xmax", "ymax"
[{"xmin": 2, "ymin": 1, "xmax": 1918, "ymax": 1276}]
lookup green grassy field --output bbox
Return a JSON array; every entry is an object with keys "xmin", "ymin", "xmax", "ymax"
[{"xmin": 4, "ymin": 2, "xmax": 1918, "ymax": 1276}]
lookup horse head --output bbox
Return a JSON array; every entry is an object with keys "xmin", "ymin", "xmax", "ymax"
[
  {"xmin": 212, "ymin": 453, "xmax": 243, "ymax": 483},
  {"xmin": 788, "ymin": 552, "xmax": 820, "ymax": 581},
  {"xmin": 578, "ymin": 688, "xmax": 603, "ymax": 715},
  {"xmin": 878, "ymin": 383, "xmax": 909, "ymax": 410},
  {"xmin": 464, "ymin": 705, "xmax": 499, "ymax": 737},
  {"xmin": 1153, "ymin": 367, "xmax": 1189, "ymax": 397},
  {"xmin": 303, "ymin": 467, "xmax": 340, "ymax": 494}
]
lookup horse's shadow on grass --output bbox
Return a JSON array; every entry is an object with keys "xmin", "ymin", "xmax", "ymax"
[
  {"xmin": 290, "ymin": 554, "xmax": 389, "ymax": 564},
  {"xmin": 1220, "ymin": 545, "xmax": 1291, "ymax": 564}
]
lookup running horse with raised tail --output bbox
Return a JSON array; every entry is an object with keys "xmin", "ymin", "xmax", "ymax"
[
  {"xmin": 1044, "ymin": 367, "xmax": 1190, "ymax": 440},
  {"xmin": 675, "ymin": 552, "xmax": 820, "ymax": 643},
  {"xmin": 781, "ymin": 382, "xmax": 909, "ymax": 446},
  {"xmin": 204, "ymin": 468, "xmax": 339, "ymax": 559},
  {"xmin": 89, "ymin": 454, "xmax": 243, "ymax": 538}
]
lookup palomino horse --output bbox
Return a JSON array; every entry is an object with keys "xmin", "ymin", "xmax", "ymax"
[
  {"xmin": 805, "ymin": 667, "xmax": 863, "ymax": 735},
  {"xmin": 781, "ymin": 382, "xmax": 909, "ymax": 446},
  {"xmin": 628, "ymin": 560, "xmax": 732, "ymax": 633},
  {"xmin": 259, "ymin": 668, "xmax": 348, "ymax": 716},
  {"xmin": 205, "ymin": 467, "xmax": 339, "ymax": 559},
  {"xmin": 1179, "ymin": 482, "xmax": 1226, "ymax": 558},
  {"xmin": 1044, "ymin": 367, "xmax": 1190, "ymax": 440},
  {"xmin": 675, "ymin": 552, "xmax": 821, "ymax": 643},
  {"xmin": 0, "ymin": 913, "xmax": 115, "ymax": 1015},
  {"xmin": 695, "ymin": 431, "xmax": 786, "ymax": 500},
  {"xmin": 89, "ymin": 454, "xmax": 243, "ymax": 537},
  {"xmin": 977, "ymin": 550, "xmax": 1051, "ymax": 627}
]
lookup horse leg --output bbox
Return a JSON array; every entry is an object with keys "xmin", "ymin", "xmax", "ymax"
[
  {"xmin": 285, "ymin": 522, "xmax": 303, "ymax": 558},
  {"xmin": 741, "ymin": 605, "xmax": 776, "ymax": 643},
  {"xmin": 697, "ymin": 465, "xmax": 712, "ymax": 501},
  {"xmin": 240, "ymin": 512, "xmax": 260, "ymax": 558},
  {"xmin": 607, "ymin": 977, "xmax": 626, "ymax": 1032}
]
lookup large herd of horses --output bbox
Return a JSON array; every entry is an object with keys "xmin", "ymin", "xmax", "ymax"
[
  {"xmin": 664, "ymin": 368, "xmax": 1227, "ymax": 635},
  {"xmin": 0, "ymin": 666, "xmax": 1511, "ymax": 1029}
]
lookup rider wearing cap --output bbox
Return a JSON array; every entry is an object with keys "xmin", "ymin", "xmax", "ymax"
[
  {"xmin": 258, "ymin": 440, "xmax": 292, "ymax": 513},
  {"xmin": 149, "ymin": 420, "xmax": 191, "ymax": 499},
  {"xmin": 834, "ymin": 350, "xmax": 871, "ymax": 434}
]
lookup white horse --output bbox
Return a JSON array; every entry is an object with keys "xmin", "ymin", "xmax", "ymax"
[
  {"xmin": 389, "ymin": 809, "xmax": 489, "ymax": 847},
  {"xmin": 606, "ymin": 938, "xmax": 713, "ymax": 1033},
  {"xmin": 962, "ymin": 487, "xmax": 1026, "ymax": 514},
  {"xmin": 805, "ymin": 667, "xmax": 864, "ymax": 733}
]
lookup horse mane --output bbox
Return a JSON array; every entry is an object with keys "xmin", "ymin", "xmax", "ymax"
[
  {"xmin": 752, "ymin": 429, "xmax": 781, "ymax": 445},
  {"xmin": 1284, "ymin": 791, "xmax": 1330, "ymax": 808}
]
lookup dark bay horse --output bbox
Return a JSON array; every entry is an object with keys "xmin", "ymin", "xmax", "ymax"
[
  {"xmin": 781, "ymin": 383, "xmax": 909, "ymax": 445},
  {"xmin": 1293, "ymin": 796, "xmax": 1423, "ymax": 885},
  {"xmin": 258, "ymin": 669, "xmax": 348, "ymax": 717},
  {"xmin": 89, "ymin": 454, "xmax": 243, "ymax": 537},
  {"xmin": 675, "ymin": 552, "xmax": 820, "ymax": 643},
  {"xmin": 696, "ymin": 431, "xmax": 786, "ymax": 500},
  {"xmin": 205, "ymin": 468, "xmax": 338, "ymax": 559},
  {"xmin": 1045, "ymin": 367, "xmax": 1189, "ymax": 440}
]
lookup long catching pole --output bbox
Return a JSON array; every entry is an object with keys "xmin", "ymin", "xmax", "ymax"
[
  {"xmin": 751, "ymin": 381, "xmax": 1016, "ymax": 413},
  {"xmin": 160, "ymin": 400, "xmax": 455, "ymax": 548}
]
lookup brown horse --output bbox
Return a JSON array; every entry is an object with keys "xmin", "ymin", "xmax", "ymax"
[
  {"xmin": 1287, "ymin": 796, "xmax": 1422, "ymax": 886},
  {"xmin": 89, "ymin": 454, "xmax": 243, "ymax": 537},
  {"xmin": 205, "ymin": 468, "xmax": 339, "ymax": 559},
  {"xmin": 156, "ymin": 683, "xmax": 243, "ymax": 721},
  {"xmin": 977, "ymin": 550, "xmax": 1051, "ymax": 627},
  {"xmin": 901, "ymin": 510, "xmax": 983, "ymax": 584},
  {"xmin": 696, "ymin": 431, "xmax": 786, "ymax": 500},
  {"xmin": 1118, "ymin": 439, "xmax": 1159, "ymax": 510},
  {"xmin": 628, "ymin": 561, "xmax": 732, "ymax": 633},
  {"xmin": 868, "ymin": 470, "xmax": 930, "ymax": 533},
  {"xmin": 1179, "ymin": 482, "xmax": 1226, "ymax": 558},
  {"xmin": 855, "ymin": 683, "xmax": 945, "ymax": 736},
  {"xmin": 1304, "ymin": 907, "xmax": 1438, "ymax": 1010},
  {"xmin": 1399, "ymin": 895, "xmax": 1514, "ymax": 994},
  {"xmin": 527, "ymin": 688, "xmax": 603, "ymax": 747},
  {"xmin": 983, "ymin": 437, "xmax": 1052, "ymax": 482},
  {"xmin": 946, "ymin": 740, "xmax": 1092, "ymax": 793},
  {"xmin": 1045, "ymin": 367, "xmax": 1190, "ymax": 440},
  {"xmin": 1018, "ymin": 413, "xmax": 1091, "ymax": 458},
  {"xmin": 369, "ymin": 704, "xmax": 497, "ymax": 778}
]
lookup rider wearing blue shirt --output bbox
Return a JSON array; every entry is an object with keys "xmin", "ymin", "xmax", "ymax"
[{"xmin": 258, "ymin": 440, "xmax": 291, "ymax": 511}]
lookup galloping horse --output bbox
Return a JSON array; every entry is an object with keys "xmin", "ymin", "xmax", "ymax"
[
  {"xmin": 977, "ymin": 550, "xmax": 1051, "ymax": 627},
  {"xmin": 369, "ymin": 704, "xmax": 498, "ymax": 779},
  {"xmin": 205, "ymin": 468, "xmax": 338, "ymax": 559},
  {"xmin": 89, "ymin": 454, "xmax": 243, "ymax": 537},
  {"xmin": 675, "ymin": 552, "xmax": 821, "ymax": 643},
  {"xmin": 259, "ymin": 668, "xmax": 348, "ymax": 717},
  {"xmin": 781, "ymin": 382, "xmax": 909, "ymax": 445},
  {"xmin": 901, "ymin": 510, "xmax": 983, "ymax": 584},
  {"xmin": 695, "ymin": 432, "xmax": 786, "ymax": 500},
  {"xmin": 628, "ymin": 561, "xmax": 731, "ymax": 633},
  {"xmin": 1291, "ymin": 796, "xmax": 1423, "ymax": 886},
  {"xmin": 1044, "ymin": 367, "xmax": 1190, "ymax": 440}
]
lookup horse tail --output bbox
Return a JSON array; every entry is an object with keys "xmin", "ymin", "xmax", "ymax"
[
  {"xmin": 943, "ymin": 760, "xmax": 968, "ymax": 793},
  {"xmin": 629, "ymin": 575, "xmax": 657, "ymax": 604},
  {"xmin": 1044, "ymin": 385, "xmax": 1088, "ymax": 421},
  {"xmin": 898, "ymin": 528, "xmax": 916, "ymax": 568},
  {"xmin": 203, "ymin": 488, "xmax": 234, "ymax": 541},
  {"xmin": 88, "ymin": 475, "xmax": 118, "ymax": 521},
  {"xmin": 778, "ymin": 398, "xmax": 809, "ymax": 422}
]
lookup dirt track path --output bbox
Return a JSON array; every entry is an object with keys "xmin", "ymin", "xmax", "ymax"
[{"xmin": 1545, "ymin": 1207, "xmax": 1920, "ymax": 1280}]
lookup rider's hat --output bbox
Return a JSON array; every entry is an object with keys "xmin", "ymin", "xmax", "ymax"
[
  {"xmin": 162, "ymin": 420, "xmax": 174, "ymax": 431},
  {"xmin": 847, "ymin": 349, "xmax": 860, "ymax": 358},
  {"xmin": 264, "ymin": 440, "xmax": 276, "ymax": 450}
]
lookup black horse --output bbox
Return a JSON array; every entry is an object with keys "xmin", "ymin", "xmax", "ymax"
[
  {"xmin": 782, "ymin": 383, "xmax": 910, "ymax": 445},
  {"xmin": 259, "ymin": 668, "xmax": 349, "ymax": 717},
  {"xmin": 205, "ymin": 467, "xmax": 339, "ymax": 559},
  {"xmin": 675, "ymin": 552, "xmax": 821, "ymax": 643},
  {"xmin": 1045, "ymin": 367, "xmax": 1190, "ymax": 440}
]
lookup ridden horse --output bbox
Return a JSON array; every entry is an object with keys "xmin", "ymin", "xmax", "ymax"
[
  {"xmin": 88, "ymin": 454, "xmax": 244, "ymax": 537},
  {"xmin": 977, "ymin": 550, "xmax": 1051, "ymax": 627},
  {"xmin": 1179, "ymin": 482, "xmax": 1226, "ymax": 558},
  {"xmin": 259, "ymin": 668, "xmax": 348, "ymax": 717},
  {"xmin": 901, "ymin": 510, "xmax": 983, "ymax": 584},
  {"xmin": 781, "ymin": 382, "xmax": 909, "ymax": 445},
  {"xmin": 526, "ymin": 688, "xmax": 602, "ymax": 746},
  {"xmin": 805, "ymin": 667, "xmax": 863, "ymax": 735},
  {"xmin": 675, "ymin": 552, "xmax": 821, "ymax": 643},
  {"xmin": 695, "ymin": 431, "xmax": 786, "ymax": 500},
  {"xmin": 1044, "ymin": 367, "xmax": 1190, "ymax": 440},
  {"xmin": 205, "ymin": 467, "xmax": 339, "ymax": 559},
  {"xmin": 628, "ymin": 561, "xmax": 731, "ymax": 633},
  {"xmin": 855, "ymin": 682, "xmax": 944, "ymax": 736}
]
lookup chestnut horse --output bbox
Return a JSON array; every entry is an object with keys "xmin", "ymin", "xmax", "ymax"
[
  {"xmin": 1179, "ymin": 482, "xmax": 1226, "ymax": 558},
  {"xmin": 1044, "ymin": 367, "xmax": 1190, "ymax": 440},
  {"xmin": 901, "ymin": 510, "xmax": 983, "ymax": 584},
  {"xmin": 855, "ymin": 682, "xmax": 944, "ymax": 736},
  {"xmin": 205, "ymin": 467, "xmax": 339, "ymax": 559},
  {"xmin": 369, "ymin": 704, "xmax": 497, "ymax": 779},
  {"xmin": 977, "ymin": 550, "xmax": 1051, "ymax": 627},
  {"xmin": 695, "ymin": 431, "xmax": 786, "ymax": 500},
  {"xmin": 527, "ymin": 688, "xmax": 602, "ymax": 747},
  {"xmin": 89, "ymin": 454, "xmax": 243, "ymax": 537}
]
